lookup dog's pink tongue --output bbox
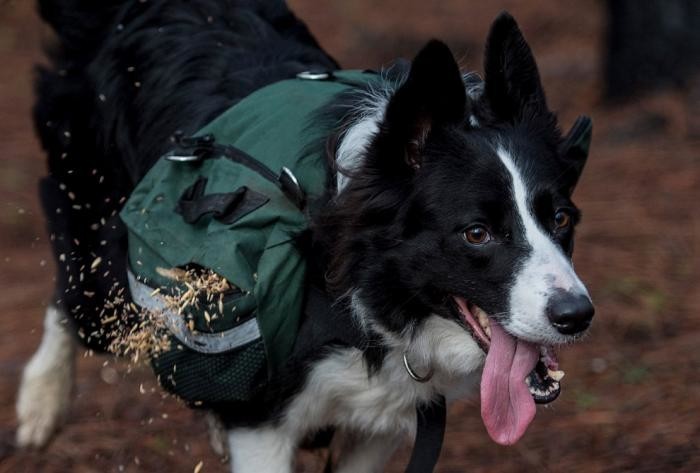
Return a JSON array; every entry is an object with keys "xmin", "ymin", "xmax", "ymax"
[{"xmin": 480, "ymin": 321, "xmax": 539, "ymax": 445}]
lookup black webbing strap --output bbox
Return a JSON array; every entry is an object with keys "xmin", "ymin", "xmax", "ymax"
[
  {"xmin": 296, "ymin": 288, "xmax": 447, "ymax": 472},
  {"xmin": 296, "ymin": 69, "xmax": 379, "ymax": 89},
  {"xmin": 175, "ymin": 177, "xmax": 269, "ymax": 224},
  {"xmin": 405, "ymin": 395, "xmax": 447, "ymax": 473},
  {"xmin": 298, "ymin": 286, "xmax": 367, "ymax": 354}
]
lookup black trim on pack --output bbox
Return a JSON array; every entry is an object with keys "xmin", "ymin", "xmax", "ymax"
[
  {"xmin": 175, "ymin": 177, "xmax": 269, "ymax": 225},
  {"xmin": 216, "ymin": 144, "xmax": 280, "ymax": 184},
  {"xmin": 171, "ymin": 132, "xmax": 307, "ymax": 209}
]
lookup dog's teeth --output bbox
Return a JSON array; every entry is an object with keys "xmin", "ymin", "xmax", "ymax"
[
  {"xmin": 547, "ymin": 369, "xmax": 565, "ymax": 382},
  {"xmin": 525, "ymin": 376, "xmax": 532, "ymax": 387},
  {"xmin": 543, "ymin": 382, "xmax": 560, "ymax": 395},
  {"xmin": 474, "ymin": 306, "xmax": 491, "ymax": 336}
]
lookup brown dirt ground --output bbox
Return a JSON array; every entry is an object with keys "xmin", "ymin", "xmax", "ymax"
[{"xmin": 1, "ymin": 0, "xmax": 699, "ymax": 472}]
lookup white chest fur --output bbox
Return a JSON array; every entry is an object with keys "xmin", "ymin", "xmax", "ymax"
[{"xmin": 281, "ymin": 315, "xmax": 485, "ymax": 441}]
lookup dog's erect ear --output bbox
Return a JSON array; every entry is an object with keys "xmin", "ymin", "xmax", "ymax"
[
  {"xmin": 560, "ymin": 115, "xmax": 593, "ymax": 194},
  {"xmin": 380, "ymin": 40, "xmax": 466, "ymax": 170},
  {"xmin": 483, "ymin": 12, "xmax": 550, "ymax": 124}
]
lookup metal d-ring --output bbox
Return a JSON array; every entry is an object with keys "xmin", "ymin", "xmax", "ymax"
[
  {"xmin": 403, "ymin": 352, "xmax": 434, "ymax": 383},
  {"xmin": 165, "ymin": 154, "xmax": 201, "ymax": 163},
  {"xmin": 296, "ymin": 70, "xmax": 331, "ymax": 80}
]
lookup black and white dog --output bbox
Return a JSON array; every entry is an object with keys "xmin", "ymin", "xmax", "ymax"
[{"xmin": 17, "ymin": 1, "xmax": 594, "ymax": 471}]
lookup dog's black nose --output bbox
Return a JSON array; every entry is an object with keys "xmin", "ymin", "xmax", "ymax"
[{"xmin": 546, "ymin": 290, "xmax": 594, "ymax": 335}]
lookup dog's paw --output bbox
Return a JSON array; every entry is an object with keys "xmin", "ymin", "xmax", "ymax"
[{"xmin": 16, "ymin": 366, "xmax": 72, "ymax": 448}]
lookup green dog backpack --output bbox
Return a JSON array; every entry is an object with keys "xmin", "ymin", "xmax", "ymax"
[{"xmin": 120, "ymin": 70, "xmax": 378, "ymax": 405}]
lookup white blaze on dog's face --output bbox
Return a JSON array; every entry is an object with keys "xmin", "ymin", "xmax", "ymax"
[{"xmin": 496, "ymin": 146, "xmax": 592, "ymax": 345}]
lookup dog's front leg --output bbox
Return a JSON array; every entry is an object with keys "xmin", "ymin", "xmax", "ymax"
[
  {"xmin": 228, "ymin": 426, "xmax": 295, "ymax": 473},
  {"xmin": 16, "ymin": 305, "xmax": 76, "ymax": 447}
]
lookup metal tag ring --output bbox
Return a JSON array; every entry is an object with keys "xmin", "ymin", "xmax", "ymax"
[{"xmin": 403, "ymin": 352, "xmax": 434, "ymax": 383}]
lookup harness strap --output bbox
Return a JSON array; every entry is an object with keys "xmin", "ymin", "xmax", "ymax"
[
  {"xmin": 405, "ymin": 395, "xmax": 447, "ymax": 473},
  {"xmin": 293, "ymin": 286, "xmax": 367, "ymax": 358},
  {"xmin": 297, "ymin": 287, "xmax": 447, "ymax": 472},
  {"xmin": 296, "ymin": 69, "xmax": 378, "ymax": 88}
]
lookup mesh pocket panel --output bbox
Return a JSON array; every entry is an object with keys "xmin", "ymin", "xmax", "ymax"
[{"xmin": 152, "ymin": 339, "xmax": 267, "ymax": 404}]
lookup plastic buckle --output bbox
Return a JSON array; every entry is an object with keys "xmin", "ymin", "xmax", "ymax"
[{"xmin": 167, "ymin": 132, "xmax": 216, "ymax": 163}]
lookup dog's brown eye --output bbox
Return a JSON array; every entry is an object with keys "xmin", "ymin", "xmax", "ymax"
[
  {"xmin": 464, "ymin": 226, "xmax": 491, "ymax": 245},
  {"xmin": 554, "ymin": 210, "xmax": 571, "ymax": 230}
]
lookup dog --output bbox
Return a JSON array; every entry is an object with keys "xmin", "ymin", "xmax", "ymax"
[{"xmin": 17, "ymin": 1, "xmax": 594, "ymax": 471}]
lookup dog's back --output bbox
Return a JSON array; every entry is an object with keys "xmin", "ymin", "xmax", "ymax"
[{"xmin": 34, "ymin": 0, "xmax": 337, "ymax": 350}]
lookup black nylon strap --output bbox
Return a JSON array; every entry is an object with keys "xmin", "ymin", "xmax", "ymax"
[
  {"xmin": 175, "ymin": 177, "xmax": 269, "ymax": 224},
  {"xmin": 331, "ymin": 69, "xmax": 379, "ymax": 88},
  {"xmin": 299, "ymin": 286, "xmax": 366, "ymax": 352},
  {"xmin": 291, "ymin": 288, "xmax": 448, "ymax": 472},
  {"xmin": 405, "ymin": 395, "xmax": 447, "ymax": 473}
]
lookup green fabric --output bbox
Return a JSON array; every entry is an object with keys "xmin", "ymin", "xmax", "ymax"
[
  {"xmin": 120, "ymin": 71, "xmax": 378, "ymax": 402},
  {"xmin": 196, "ymin": 70, "xmax": 374, "ymax": 199}
]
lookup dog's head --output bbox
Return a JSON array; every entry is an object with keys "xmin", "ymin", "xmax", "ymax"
[{"xmin": 325, "ymin": 13, "xmax": 593, "ymax": 444}]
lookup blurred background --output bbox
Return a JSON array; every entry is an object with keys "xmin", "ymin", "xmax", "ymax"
[{"xmin": 0, "ymin": 0, "xmax": 698, "ymax": 471}]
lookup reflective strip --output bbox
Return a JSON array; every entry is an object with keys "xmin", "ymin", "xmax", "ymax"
[{"xmin": 127, "ymin": 269, "xmax": 261, "ymax": 354}]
